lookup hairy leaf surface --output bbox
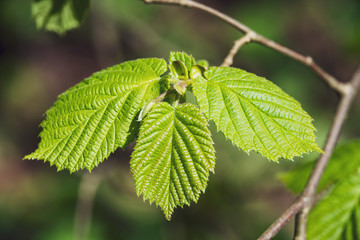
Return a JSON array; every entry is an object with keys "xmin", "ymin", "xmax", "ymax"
[
  {"xmin": 25, "ymin": 58, "xmax": 167, "ymax": 172},
  {"xmin": 32, "ymin": 0, "xmax": 90, "ymax": 34},
  {"xmin": 280, "ymin": 140, "xmax": 360, "ymax": 194},
  {"xmin": 193, "ymin": 67, "xmax": 322, "ymax": 161},
  {"xmin": 307, "ymin": 173, "xmax": 360, "ymax": 240},
  {"xmin": 131, "ymin": 102, "xmax": 215, "ymax": 220}
]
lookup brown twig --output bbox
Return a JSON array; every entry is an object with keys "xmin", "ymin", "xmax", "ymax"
[
  {"xmin": 143, "ymin": 0, "xmax": 346, "ymax": 94},
  {"xmin": 221, "ymin": 33, "xmax": 254, "ymax": 67},
  {"xmin": 259, "ymin": 186, "xmax": 333, "ymax": 240},
  {"xmin": 143, "ymin": 0, "xmax": 360, "ymax": 239},
  {"xmin": 294, "ymin": 66, "xmax": 360, "ymax": 240},
  {"xmin": 259, "ymin": 197, "xmax": 305, "ymax": 240},
  {"xmin": 259, "ymin": 66, "xmax": 360, "ymax": 240}
]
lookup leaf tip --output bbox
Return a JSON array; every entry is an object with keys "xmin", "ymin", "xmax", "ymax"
[
  {"xmin": 316, "ymin": 145, "xmax": 324, "ymax": 154},
  {"xmin": 23, "ymin": 153, "xmax": 33, "ymax": 160},
  {"xmin": 23, "ymin": 150, "xmax": 42, "ymax": 161},
  {"xmin": 164, "ymin": 211, "xmax": 172, "ymax": 221}
]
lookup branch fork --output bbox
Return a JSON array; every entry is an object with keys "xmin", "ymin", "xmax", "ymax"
[
  {"xmin": 143, "ymin": 0, "xmax": 360, "ymax": 239},
  {"xmin": 221, "ymin": 32, "xmax": 254, "ymax": 67}
]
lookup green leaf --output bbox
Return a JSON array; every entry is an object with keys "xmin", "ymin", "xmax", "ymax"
[
  {"xmin": 25, "ymin": 58, "xmax": 167, "ymax": 172},
  {"xmin": 190, "ymin": 65, "xmax": 206, "ymax": 80},
  {"xmin": 130, "ymin": 102, "xmax": 215, "ymax": 220},
  {"xmin": 281, "ymin": 140, "xmax": 360, "ymax": 239},
  {"xmin": 196, "ymin": 59, "xmax": 209, "ymax": 69},
  {"xmin": 280, "ymin": 140, "xmax": 360, "ymax": 194},
  {"xmin": 307, "ymin": 173, "xmax": 360, "ymax": 240},
  {"xmin": 170, "ymin": 60, "xmax": 188, "ymax": 80},
  {"xmin": 343, "ymin": 203, "xmax": 360, "ymax": 240},
  {"xmin": 169, "ymin": 52, "xmax": 196, "ymax": 77},
  {"xmin": 193, "ymin": 66, "xmax": 322, "ymax": 161},
  {"xmin": 32, "ymin": 0, "xmax": 90, "ymax": 34}
]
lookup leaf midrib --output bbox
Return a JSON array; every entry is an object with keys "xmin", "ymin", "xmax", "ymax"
[{"xmin": 175, "ymin": 108, "xmax": 214, "ymax": 170}]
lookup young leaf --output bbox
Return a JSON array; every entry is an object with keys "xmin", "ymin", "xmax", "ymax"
[
  {"xmin": 279, "ymin": 140, "xmax": 360, "ymax": 194},
  {"xmin": 169, "ymin": 52, "xmax": 196, "ymax": 76},
  {"xmin": 307, "ymin": 173, "xmax": 360, "ymax": 240},
  {"xmin": 25, "ymin": 58, "xmax": 168, "ymax": 172},
  {"xmin": 196, "ymin": 59, "xmax": 209, "ymax": 69},
  {"xmin": 193, "ymin": 67, "xmax": 322, "ymax": 161},
  {"xmin": 130, "ymin": 102, "xmax": 215, "ymax": 220},
  {"xmin": 32, "ymin": 0, "xmax": 90, "ymax": 35},
  {"xmin": 170, "ymin": 61, "xmax": 189, "ymax": 80},
  {"xmin": 190, "ymin": 65, "xmax": 206, "ymax": 80}
]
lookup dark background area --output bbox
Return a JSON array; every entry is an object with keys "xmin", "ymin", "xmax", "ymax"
[{"xmin": 0, "ymin": 0, "xmax": 359, "ymax": 239}]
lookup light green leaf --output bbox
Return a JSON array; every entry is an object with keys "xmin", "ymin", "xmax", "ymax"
[
  {"xmin": 170, "ymin": 60, "xmax": 188, "ymax": 80},
  {"xmin": 196, "ymin": 59, "xmax": 209, "ymax": 69},
  {"xmin": 130, "ymin": 102, "xmax": 215, "ymax": 220},
  {"xmin": 32, "ymin": 0, "xmax": 90, "ymax": 34},
  {"xmin": 190, "ymin": 65, "xmax": 206, "ymax": 80},
  {"xmin": 193, "ymin": 66, "xmax": 322, "ymax": 161},
  {"xmin": 25, "ymin": 58, "xmax": 167, "ymax": 172},
  {"xmin": 279, "ymin": 140, "xmax": 360, "ymax": 194},
  {"xmin": 169, "ymin": 52, "xmax": 196, "ymax": 76},
  {"xmin": 307, "ymin": 173, "xmax": 360, "ymax": 240}
]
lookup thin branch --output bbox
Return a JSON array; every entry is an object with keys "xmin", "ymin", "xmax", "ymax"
[
  {"xmin": 221, "ymin": 33, "xmax": 254, "ymax": 67},
  {"xmin": 258, "ymin": 198, "xmax": 304, "ymax": 240},
  {"xmin": 259, "ymin": 66, "xmax": 360, "ymax": 240},
  {"xmin": 143, "ymin": 1, "xmax": 360, "ymax": 239},
  {"xmin": 258, "ymin": 187, "xmax": 332, "ymax": 240},
  {"xmin": 73, "ymin": 172, "xmax": 102, "ymax": 240},
  {"xmin": 295, "ymin": 66, "xmax": 360, "ymax": 239},
  {"xmin": 143, "ymin": 0, "xmax": 346, "ymax": 94},
  {"xmin": 293, "ymin": 192, "xmax": 330, "ymax": 240},
  {"xmin": 351, "ymin": 66, "xmax": 360, "ymax": 91}
]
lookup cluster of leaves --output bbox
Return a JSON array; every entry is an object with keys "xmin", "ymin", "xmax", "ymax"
[
  {"xmin": 25, "ymin": 51, "xmax": 322, "ymax": 219},
  {"xmin": 29, "ymin": 1, "xmax": 360, "ymax": 238},
  {"xmin": 280, "ymin": 140, "xmax": 360, "ymax": 240}
]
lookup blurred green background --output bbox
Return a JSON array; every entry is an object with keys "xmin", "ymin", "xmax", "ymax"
[{"xmin": 0, "ymin": 0, "xmax": 359, "ymax": 239}]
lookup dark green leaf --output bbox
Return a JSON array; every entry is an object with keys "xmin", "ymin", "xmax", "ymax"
[{"xmin": 32, "ymin": 0, "xmax": 90, "ymax": 34}]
